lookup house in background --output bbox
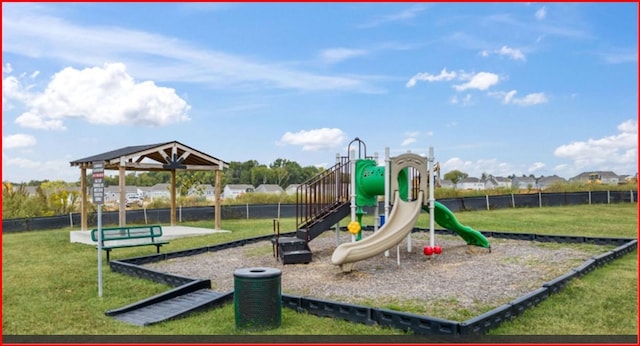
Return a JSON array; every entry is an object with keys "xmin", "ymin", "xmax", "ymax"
[
  {"xmin": 187, "ymin": 184, "xmax": 216, "ymax": 201},
  {"xmin": 571, "ymin": 171, "xmax": 620, "ymax": 185},
  {"xmin": 511, "ymin": 176, "xmax": 537, "ymax": 190},
  {"xmin": 439, "ymin": 179, "xmax": 455, "ymax": 189},
  {"xmin": 483, "ymin": 176, "xmax": 512, "ymax": 189},
  {"xmin": 102, "ymin": 185, "xmax": 143, "ymax": 204},
  {"xmin": 456, "ymin": 177, "xmax": 484, "ymax": 190},
  {"xmin": 223, "ymin": 184, "xmax": 254, "ymax": 199},
  {"xmin": 255, "ymin": 184, "xmax": 284, "ymax": 194},
  {"xmin": 285, "ymin": 184, "xmax": 301, "ymax": 195},
  {"xmin": 147, "ymin": 183, "xmax": 172, "ymax": 200},
  {"xmin": 537, "ymin": 175, "xmax": 567, "ymax": 190}
]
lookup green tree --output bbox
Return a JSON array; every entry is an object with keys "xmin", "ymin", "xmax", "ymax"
[
  {"xmin": 250, "ymin": 165, "xmax": 272, "ymax": 186},
  {"xmin": 443, "ymin": 170, "xmax": 468, "ymax": 184}
]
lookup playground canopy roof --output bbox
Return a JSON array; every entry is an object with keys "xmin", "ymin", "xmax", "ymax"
[{"xmin": 69, "ymin": 141, "xmax": 229, "ymax": 171}]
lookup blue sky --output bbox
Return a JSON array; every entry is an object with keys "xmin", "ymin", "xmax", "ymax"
[{"xmin": 2, "ymin": 2, "xmax": 638, "ymax": 183}]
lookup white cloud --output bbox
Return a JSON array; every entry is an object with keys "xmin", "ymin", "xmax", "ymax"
[
  {"xmin": 401, "ymin": 137, "xmax": 417, "ymax": 146},
  {"xmin": 278, "ymin": 128, "xmax": 347, "ymax": 151},
  {"xmin": 480, "ymin": 46, "xmax": 526, "ymax": 61},
  {"xmin": 405, "ymin": 131, "xmax": 420, "ymax": 137},
  {"xmin": 406, "ymin": 68, "xmax": 456, "ymax": 88},
  {"xmin": 453, "ymin": 72, "xmax": 500, "ymax": 91},
  {"xmin": 320, "ymin": 48, "xmax": 367, "ymax": 64},
  {"xmin": 4, "ymin": 156, "xmax": 41, "ymax": 170},
  {"xmin": 358, "ymin": 4, "xmax": 428, "ymax": 28},
  {"xmin": 15, "ymin": 112, "xmax": 65, "ymax": 130},
  {"xmin": 513, "ymin": 92, "xmax": 547, "ymax": 105},
  {"xmin": 2, "ymin": 5, "xmax": 378, "ymax": 93},
  {"xmin": 441, "ymin": 157, "xmax": 555, "ymax": 178},
  {"xmin": 3, "ymin": 134, "xmax": 37, "ymax": 149},
  {"xmin": 600, "ymin": 48, "xmax": 638, "ymax": 64},
  {"xmin": 554, "ymin": 119, "xmax": 637, "ymax": 173},
  {"xmin": 535, "ymin": 6, "xmax": 547, "ymax": 20},
  {"xmin": 528, "ymin": 162, "xmax": 546, "ymax": 173},
  {"xmin": 489, "ymin": 90, "xmax": 548, "ymax": 106},
  {"xmin": 12, "ymin": 63, "xmax": 191, "ymax": 130},
  {"xmin": 3, "ymin": 63, "xmax": 14, "ymax": 74},
  {"xmin": 450, "ymin": 94, "xmax": 473, "ymax": 106},
  {"xmin": 2, "ymin": 156, "xmax": 79, "ymax": 182},
  {"xmin": 498, "ymin": 46, "xmax": 526, "ymax": 61}
]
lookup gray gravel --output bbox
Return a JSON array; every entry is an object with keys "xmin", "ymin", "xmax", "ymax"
[{"xmin": 144, "ymin": 231, "xmax": 602, "ymax": 317}]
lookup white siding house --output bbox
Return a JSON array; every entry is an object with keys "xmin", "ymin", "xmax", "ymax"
[
  {"xmin": 188, "ymin": 184, "xmax": 216, "ymax": 200},
  {"xmin": 285, "ymin": 184, "xmax": 301, "ymax": 195},
  {"xmin": 511, "ymin": 177, "xmax": 537, "ymax": 190},
  {"xmin": 255, "ymin": 184, "xmax": 284, "ymax": 194},
  {"xmin": 571, "ymin": 171, "xmax": 620, "ymax": 185},
  {"xmin": 537, "ymin": 175, "xmax": 567, "ymax": 190},
  {"xmin": 456, "ymin": 177, "xmax": 484, "ymax": 190},
  {"xmin": 147, "ymin": 183, "xmax": 172, "ymax": 200},
  {"xmin": 223, "ymin": 184, "xmax": 254, "ymax": 199},
  {"xmin": 439, "ymin": 179, "xmax": 455, "ymax": 189}
]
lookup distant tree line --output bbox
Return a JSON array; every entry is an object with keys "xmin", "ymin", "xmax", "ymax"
[
  {"xmin": 3, "ymin": 159, "xmax": 324, "ymax": 218},
  {"xmin": 5, "ymin": 162, "xmax": 637, "ymax": 219}
]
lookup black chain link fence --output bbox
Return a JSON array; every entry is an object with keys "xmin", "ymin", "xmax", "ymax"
[{"xmin": 3, "ymin": 190, "xmax": 637, "ymax": 233}]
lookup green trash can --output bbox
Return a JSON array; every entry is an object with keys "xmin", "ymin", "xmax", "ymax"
[{"xmin": 233, "ymin": 267, "xmax": 282, "ymax": 330}]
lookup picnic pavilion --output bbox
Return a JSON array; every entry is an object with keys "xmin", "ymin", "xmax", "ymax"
[{"xmin": 70, "ymin": 141, "xmax": 228, "ymax": 231}]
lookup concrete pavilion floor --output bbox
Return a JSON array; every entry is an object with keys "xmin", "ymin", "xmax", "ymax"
[{"xmin": 70, "ymin": 225, "xmax": 231, "ymax": 246}]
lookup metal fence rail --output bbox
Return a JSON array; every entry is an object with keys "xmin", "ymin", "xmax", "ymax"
[{"xmin": 2, "ymin": 190, "xmax": 637, "ymax": 233}]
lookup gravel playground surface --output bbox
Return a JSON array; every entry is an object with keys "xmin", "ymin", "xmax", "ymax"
[{"xmin": 144, "ymin": 230, "xmax": 606, "ymax": 320}]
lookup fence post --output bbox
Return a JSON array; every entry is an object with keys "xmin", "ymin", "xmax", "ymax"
[
  {"xmin": 538, "ymin": 192, "xmax": 542, "ymax": 208},
  {"xmin": 69, "ymin": 213, "xmax": 73, "ymax": 228},
  {"xmin": 246, "ymin": 203, "xmax": 249, "ymax": 220},
  {"xmin": 607, "ymin": 190, "xmax": 611, "ymax": 204},
  {"xmin": 631, "ymin": 190, "xmax": 635, "ymax": 203},
  {"xmin": 179, "ymin": 205, "xmax": 182, "ymax": 222},
  {"xmin": 144, "ymin": 208, "xmax": 148, "ymax": 224},
  {"xmin": 485, "ymin": 195, "xmax": 490, "ymax": 211},
  {"xmin": 511, "ymin": 193, "xmax": 515, "ymax": 208},
  {"xmin": 588, "ymin": 190, "xmax": 591, "ymax": 205}
]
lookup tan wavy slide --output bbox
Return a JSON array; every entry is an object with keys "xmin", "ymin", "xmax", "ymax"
[{"xmin": 331, "ymin": 191, "xmax": 424, "ymax": 272}]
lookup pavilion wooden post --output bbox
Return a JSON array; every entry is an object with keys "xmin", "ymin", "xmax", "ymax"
[
  {"xmin": 80, "ymin": 165, "xmax": 88, "ymax": 231},
  {"xmin": 119, "ymin": 164, "xmax": 126, "ymax": 226},
  {"xmin": 170, "ymin": 170, "xmax": 177, "ymax": 226},
  {"xmin": 215, "ymin": 164, "xmax": 222, "ymax": 230}
]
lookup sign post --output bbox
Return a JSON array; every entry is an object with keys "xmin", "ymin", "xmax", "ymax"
[{"xmin": 92, "ymin": 161, "xmax": 105, "ymax": 297}]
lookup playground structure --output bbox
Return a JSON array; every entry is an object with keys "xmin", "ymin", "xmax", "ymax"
[
  {"xmin": 273, "ymin": 137, "xmax": 490, "ymax": 270},
  {"xmin": 97, "ymin": 137, "xmax": 637, "ymax": 333}
]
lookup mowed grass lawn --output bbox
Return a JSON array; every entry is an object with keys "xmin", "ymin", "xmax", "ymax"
[{"xmin": 2, "ymin": 203, "xmax": 637, "ymax": 336}]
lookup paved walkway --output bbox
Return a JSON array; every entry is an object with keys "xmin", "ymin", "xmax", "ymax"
[{"xmin": 70, "ymin": 225, "xmax": 230, "ymax": 245}]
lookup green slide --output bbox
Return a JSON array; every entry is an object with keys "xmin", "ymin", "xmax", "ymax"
[{"xmin": 424, "ymin": 201, "xmax": 490, "ymax": 249}]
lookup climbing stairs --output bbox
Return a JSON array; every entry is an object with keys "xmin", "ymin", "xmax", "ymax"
[{"xmin": 274, "ymin": 157, "xmax": 352, "ymax": 264}]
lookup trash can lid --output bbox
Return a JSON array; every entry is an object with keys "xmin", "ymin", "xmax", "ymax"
[{"xmin": 234, "ymin": 267, "xmax": 281, "ymax": 279}]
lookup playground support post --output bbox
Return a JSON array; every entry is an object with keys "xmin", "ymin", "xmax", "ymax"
[
  {"xmin": 428, "ymin": 147, "xmax": 435, "ymax": 249},
  {"xmin": 373, "ymin": 152, "xmax": 380, "ymax": 233},
  {"xmin": 349, "ymin": 149, "xmax": 357, "ymax": 243},
  {"xmin": 384, "ymin": 147, "xmax": 391, "ymax": 258},
  {"xmin": 97, "ymin": 204, "xmax": 103, "ymax": 297},
  {"xmin": 335, "ymin": 153, "xmax": 341, "ymax": 246},
  {"xmin": 406, "ymin": 152, "xmax": 412, "ymax": 253}
]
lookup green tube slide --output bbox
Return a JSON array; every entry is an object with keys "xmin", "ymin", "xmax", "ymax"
[
  {"xmin": 356, "ymin": 159, "xmax": 407, "ymax": 207},
  {"xmin": 425, "ymin": 202, "xmax": 490, "ymax": 249}
]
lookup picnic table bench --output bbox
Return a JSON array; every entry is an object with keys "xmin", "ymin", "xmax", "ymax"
[{"xmin": 91, "ymin": 225, "xmax": 169, "ymax": 261}]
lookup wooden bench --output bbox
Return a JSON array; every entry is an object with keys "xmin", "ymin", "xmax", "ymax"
[{"xmin": 91, "ymin": 225, "xmax": 169, "ymax": 261}]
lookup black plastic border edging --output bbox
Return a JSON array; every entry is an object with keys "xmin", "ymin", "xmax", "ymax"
[{"xmin": 109, "ymin": 229, "xmax": 637, "ymax": 336}]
